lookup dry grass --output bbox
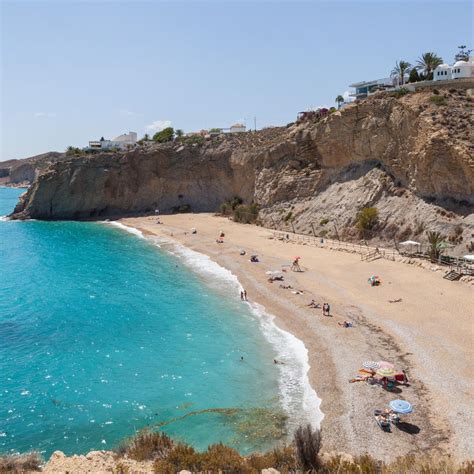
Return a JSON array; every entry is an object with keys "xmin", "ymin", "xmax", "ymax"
[
  {"xmin": 0, "ymin": 452, "xmax": 42, "ymax": 472},
  {"xmin": 110, "ymin": 427, "xmax": 473, "ymax": 473},
  {"xmin": 116, "ymin": 430, "xmax": 174, "ymax": 462}
]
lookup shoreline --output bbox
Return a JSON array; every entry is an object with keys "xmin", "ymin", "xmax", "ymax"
[
  {"xmin": 108, "ymin": 221, "xmax": 324, "ymax": 434},
  {"xmin": 119, "ymin": 214, "xmax": 473, "ymax": 462}
]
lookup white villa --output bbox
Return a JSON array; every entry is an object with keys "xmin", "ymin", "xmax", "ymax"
[
  {"xmin": 88, "ymin": 131, "xmax": 137, "ymax": 151},
  {"xmin": 348, "ymin": 77, "xmax": 396, "ymax": 100},
  {"xmin": 229, "ymin": 123, "xmax": 246, "ymax": 133},
  {"xmin": 434, "ymin": 57, "xmax": 474, "ymax": 81}
]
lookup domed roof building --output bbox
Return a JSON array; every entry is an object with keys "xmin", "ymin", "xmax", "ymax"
[{"xmin": 434, "ymin": 57, "xmax": 474, "ymax": 81}]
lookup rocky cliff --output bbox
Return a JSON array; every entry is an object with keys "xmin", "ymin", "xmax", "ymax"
[
  {"xmin": 10, "ymin": 83, "xmax": 474, "ymax": 253},
  {"xmin": 0, "ymin": 152, "xmax": 66, "ymax": 187}
]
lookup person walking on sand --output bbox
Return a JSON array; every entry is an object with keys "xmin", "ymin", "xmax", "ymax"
[
  {"xmin": 322, "ymin": 303, "xmax": 330, "ymax": 316},
  {"xmin": 244, "ymin": 289, "xmax": 247, "ymax": 301},
  {"xmin": 240, "ymin": 291, "xmax": 244, "ymax": 300}
]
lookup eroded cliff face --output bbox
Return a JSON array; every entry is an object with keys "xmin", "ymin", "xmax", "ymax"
[{"xmin": 10, "ymin": 85, "xmax": 474, "ymax": 252}]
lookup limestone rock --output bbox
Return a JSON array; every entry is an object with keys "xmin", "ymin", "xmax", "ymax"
[{"xmin": 9, "ymin": 84, "xmax": 474, "ymax": 254}]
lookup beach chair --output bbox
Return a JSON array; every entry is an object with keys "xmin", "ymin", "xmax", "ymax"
[{"xmin": 374, "ymin": 410, "xmax": 391, "ymax": 431}]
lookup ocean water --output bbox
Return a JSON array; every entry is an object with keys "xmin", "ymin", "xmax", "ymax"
[{"xmin": 0, "ymin": 187, "xmax": 321, "ymax": 458}]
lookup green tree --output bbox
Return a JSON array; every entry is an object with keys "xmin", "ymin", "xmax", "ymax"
[
  {"xmin": 426, "ymin": 231, "xmax": 446, "ymax": 260},
  {"xmin": 152, "ymin": 127, "xmax": 174, "ymax": 143},
  {"xmin": 175, "ymin": 129, "xmax": 184, "ymax": 139},
  {"xmin": 408, "ymin": 67, "xmax": 421, "ymax": 83},
  {"xmin": 416, "ymin": 52, "xmax": 443, "ymax": 80},
  {"xmin": 143, "ymin": 133, "xmax": 150, "ymax": 141},
  {"xmin": 454, "ymin": 45, "xmax": 472, "ymax": 62},
  {"xmin": 66, "ymin": 146, "xmax": 82, "ymax": 156},
  {"xmin": 391, "ymin": 60, "xmax": 411, "ymax": 85},
  {"xmin": 335, "ymin": 95, "xmax": 344, "ymax": 109}
]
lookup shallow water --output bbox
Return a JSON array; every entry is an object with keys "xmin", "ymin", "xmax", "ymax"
[{"xmin": 0, "ymin": 187, "xmax": 320, "ymax": 457}]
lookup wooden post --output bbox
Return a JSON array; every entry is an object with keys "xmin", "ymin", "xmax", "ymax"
[
  {"xmin": 291, "ymin": 221, "xmax": 296, "ymax": 234},
  {"xmin": 311, "ymin": 223, "xmax": 317, "ymax": 238},
  {"xmin": 333, "ymin": 223, "xmax": 340, "ymax": 241}
]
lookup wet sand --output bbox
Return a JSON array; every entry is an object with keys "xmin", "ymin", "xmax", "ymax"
[{"xmin": 121, "ymin": 214, "xmax": 473, "ymax": 462}]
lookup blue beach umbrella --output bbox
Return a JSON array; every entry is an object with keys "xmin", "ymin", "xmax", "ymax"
[{"xmin": 389, "ymin": 400, "xmax": 413, "ymax": 414}]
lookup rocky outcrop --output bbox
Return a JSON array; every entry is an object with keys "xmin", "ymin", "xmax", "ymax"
[
  {"xmin": 0, "ymin": 152, "xmax": 65, "ymax": 187},
  {"xmin": 10, "ymin": 84, "xmax": 474, "ymax": 253}
]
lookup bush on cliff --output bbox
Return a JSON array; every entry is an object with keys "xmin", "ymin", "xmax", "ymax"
[
  {"xmin": 356, "ymin": 207, "xmax": 379, "ymax": 234},
  {"xmin": 153, "ymin": 127, "xmax": 175, "ymax": 143},
  {"xmin": 66, "ymin": 146, "xmax": 83, "ymax": 156},
  {"xmin": 219, "ymin": 197, "xmax": 243, "ymax": 216},
  {"xmin": 233, "ymin": 203, "xmax": 259, "ymax": 224}
]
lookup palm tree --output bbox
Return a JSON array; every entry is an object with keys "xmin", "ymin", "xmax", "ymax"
[
  {"xmin": 391, "ymin": 60, "xmax": 411, "ymax": 86},
  {"xmin": 426, "ymin": 230, "xmax": 446, "ymax": 260},
  {"xmin": 416, "ymin": 52, "xmax": 443, "ymax": 80},
  {"xmin": 335, "ymin": 95, "xmax": 344, "ymax": 109}
]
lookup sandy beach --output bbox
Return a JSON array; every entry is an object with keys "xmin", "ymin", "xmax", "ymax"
[{"xmin": 120, "ymin": 214, "xmax": 473, "ymax": 462}]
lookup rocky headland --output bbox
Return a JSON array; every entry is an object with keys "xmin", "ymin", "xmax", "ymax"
[{"xmin": 9, "ymin": 83, "xmax": 474, "ymax": 255}]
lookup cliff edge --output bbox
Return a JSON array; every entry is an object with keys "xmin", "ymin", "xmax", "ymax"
[{"xmin": 10, "ymin": 84, "xmax": 474, "ymax": 254}]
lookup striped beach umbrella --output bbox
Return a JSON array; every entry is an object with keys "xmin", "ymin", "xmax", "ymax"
[
  {"xmin": 389, "ymin": 400, "xmax": 413, "ymax": 414},
  {"xmin": 362, "ymin": 361, "xmax": 380, "ymax": 370},
  {"xmin": 378, "ymin": 361, "xmax": 395, "ymax": 370},
  {"xmin": 377, "ymin": 367, "xmax": 396, "ymax": 378}
]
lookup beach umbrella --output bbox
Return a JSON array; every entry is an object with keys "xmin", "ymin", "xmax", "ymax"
[
  {"xmin": 389, "ymin": 399, "xmax": 413, "ymax": 414},
  {"xmin": 399, "ymin": 240, "xmax": 421, "ymax": 246},
  {"xmin": 377, "ymin": 367, "xmax": 396, "ymax": 378},
  {"xmin": 378, "ymin": 361, "xmax": 395, "ymax": 370},
  {"xmin": 362, "ymin": 361, "xmax": 380, "ymax": 370}
]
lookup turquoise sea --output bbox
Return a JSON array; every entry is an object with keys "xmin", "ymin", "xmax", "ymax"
[{"xmin": 0, "ymin": 187, "xmax": 320, "ymax": 458}]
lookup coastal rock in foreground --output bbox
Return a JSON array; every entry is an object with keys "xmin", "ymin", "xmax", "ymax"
[{"xmin": 10, "ymin": 83, "xmax": 474, "ymax": 253}]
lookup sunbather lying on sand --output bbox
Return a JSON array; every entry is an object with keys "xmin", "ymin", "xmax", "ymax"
[
  {"xmin": 338, "ymin": 320, "xmax": 353, "ymax": 328},
  {"xmin": 279, "ymin": 284, "xmax": 293, "ymax": 289},
  {"xmin": 292, "ymin": 290, "xmax": 304, "ymax": 295},
  {"xmin": 306, "ymin": 299, "xmax": 321, "ymax": 308},
  {"xmin": 388, "ymin": 298, "xmax": 403, "ymax": 303}
]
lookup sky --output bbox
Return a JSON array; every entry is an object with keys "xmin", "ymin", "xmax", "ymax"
[{"xmin": 1, "ymin": 0, "xmax": 472, "ymax": 161}]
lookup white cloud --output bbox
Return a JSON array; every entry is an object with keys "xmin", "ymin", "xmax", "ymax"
[
  {"xmin": 34, "ymin": 112, "xmax": 56, "ymax": 118},
  {"xmin": 145, "ymin": 119, "xmax": 172, "ymax": 133}
]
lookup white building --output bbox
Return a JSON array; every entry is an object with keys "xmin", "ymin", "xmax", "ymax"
[
  {"xmin": 434, "ymin": 57, "xmax": 474, "ymax": 81},
  {"xmin": 229, "ymin": 123, "xmax": 246, "ymax": 133},
  {"xmin": 349, "ymin": 77, "xmax": 396, "ymax": 100},
  {"xmin": 88, "ymin": 131, "xmax": 137, "ymax": 151}
]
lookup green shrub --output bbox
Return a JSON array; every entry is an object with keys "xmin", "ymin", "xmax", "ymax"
[
  {"xmin": 233, "ymin": 203, "xmax": 259, "ymax": 224},
  {"xmin": 393, "ymin": 87, "xmax": 409, "ymax": 97},
  {"xmin": 153, "ymin": 127, "xmax": 174, "ymax": 143},
  {"xmin": 65, "ymin": 146, "xmax": 83, "ymax": 156},
  {"xmin": 430, "ymin": 95, "xmax": 446, "ymax": 106},
  {"xmin": 171, "ymin": 204, "xmax": 191, "ymax": 214},
  {"xmin": 319, "ymin": 218, "xmax": 329, "ymax": 226},
  {"xmin": 426, "ymin": 230, "xmax": 446, "ymax": 260},
  {"xmin": 284, "ymin": 211, "xmax": 293, "ymax": 222},
  {"xmin": 356, "ymin": 207, "xmax": 379, "ymax": 232},
  {"xmin": 219, "ymin": 197, "xmax": 243, "ymax": 216}
]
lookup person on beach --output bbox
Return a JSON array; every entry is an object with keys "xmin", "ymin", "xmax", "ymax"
[
  {"xmin": 244, "ymin": 289, "xmax": 247, "ymax": 301},
  {"xmin": 240, "ymin": 291, "xmax": 244, "ymax": 300},
  {"xmin": 322, "ymin": 303, "xmax": 330, "ymax": 316}
]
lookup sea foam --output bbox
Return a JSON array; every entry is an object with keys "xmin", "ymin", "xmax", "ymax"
[{"xmin": 115, "ymin": 225, "xmax": 324, "ymax": 430}]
